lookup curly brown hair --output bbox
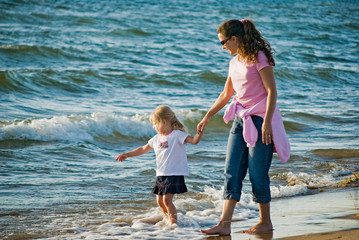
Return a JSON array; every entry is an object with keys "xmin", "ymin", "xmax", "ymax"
[{"xmin": 217, "ymin": 19, "xmax": 275, "ymax": 66}]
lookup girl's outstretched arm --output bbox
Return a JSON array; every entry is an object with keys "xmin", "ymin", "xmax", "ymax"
[
  {"xmin": 185, "ymin": 130, "xmax": 203, "ymax": 145},
  {"xmin": 115, "ymin": 143, "xmax": 152, "ymax": 162}
]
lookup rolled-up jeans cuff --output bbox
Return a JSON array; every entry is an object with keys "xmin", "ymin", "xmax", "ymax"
[
  {"xmin": 253, "ymin": 196, "xmax": 271, "ymax": 203},
  {"xmin": 223, "ymin": 192, "xmax": 240, "ymax": 201}
]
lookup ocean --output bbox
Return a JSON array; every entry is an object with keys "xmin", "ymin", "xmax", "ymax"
[{"xmin": 1, "ymin": 0, "xmax": 358, "ymax": 239}]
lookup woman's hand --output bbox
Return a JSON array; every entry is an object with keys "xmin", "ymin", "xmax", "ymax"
[
  {"xmin": 262, "ymin": 121, "xmax": 273, "ymax": 145},
  {"xmin": 197, "ymin": 116, "xmax": 210, "ymax": 134}
]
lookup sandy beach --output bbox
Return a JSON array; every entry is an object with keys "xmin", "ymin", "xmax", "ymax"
[
  {"xmin": 278, "ymin": 228, "xmax": 359, "ymax": 240},
  {"xmin": 205, "ymin": 187, "xmax": 359, "ymax": 240},
  {"xmin": 207, "ymin": 228, "xmax": 359, "ymax": 240}
]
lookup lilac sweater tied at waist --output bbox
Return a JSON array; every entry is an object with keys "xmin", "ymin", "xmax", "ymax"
[{"xmin": 223, "ymin": 96, "xmax": 290, "ymax": 163}]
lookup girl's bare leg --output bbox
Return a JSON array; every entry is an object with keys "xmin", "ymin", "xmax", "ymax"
[
  {"xmin": 163, "ymin": 193, "xmax": 177, "ymax": 224},
  {"xmin": 244, "ymin": 202, "xmax": 273, "ymax": 233},
  {"xmin": 200, "ymin": 199, "xmax": 237, "ymax": 235},
  {"xmin": 157, "ymin": 195, "xmax": 168, "ymax": 217}
]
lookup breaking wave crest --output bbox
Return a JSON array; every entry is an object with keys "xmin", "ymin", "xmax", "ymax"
[{"xmin": 0, "ymin": 110, "xmax": 207, "ymax": 142}]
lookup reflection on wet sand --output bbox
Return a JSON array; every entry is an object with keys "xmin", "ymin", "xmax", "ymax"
[
  {"xmin": 205, "ymin": 230, "xmax": 274, "ymax": 240},
  {"xmin": 206, "ymin": 235, "xmax": 232, "ymax": 240},
  {"xmin": 245, "ymin": 231, "xmax": 274, "ymax": 240}
]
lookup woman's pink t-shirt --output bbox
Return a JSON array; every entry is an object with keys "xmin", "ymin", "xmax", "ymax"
[
  {"xmin": 225, "ymin": 51, "xmax": 290, "ymax": 163},
  {"xmin": 228, "ymin": 51, "xmax": 271, "ymax": 107}
]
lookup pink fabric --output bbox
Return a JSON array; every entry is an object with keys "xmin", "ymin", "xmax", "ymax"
[
  {"xmin": 223, "ymin": 95, "xmax": 290, "ymax": 163},
  {"xmin": 228, "ymin": 51, "xmax": 270, "ymax": 108}
]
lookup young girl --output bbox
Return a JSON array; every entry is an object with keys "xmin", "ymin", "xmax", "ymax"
[{"xmin": 116, "ymin": 105, "xmax": 203, "ymax": 225}]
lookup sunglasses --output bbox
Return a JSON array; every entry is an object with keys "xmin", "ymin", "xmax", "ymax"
[{"xmin": 220, "ymin": 37, "xmax": 231, "ymax": 45}]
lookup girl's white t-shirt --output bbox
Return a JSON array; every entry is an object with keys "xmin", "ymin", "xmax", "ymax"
[{"xmin": 148, "ymin": 130, "xmax": 189, "ymax": 176}]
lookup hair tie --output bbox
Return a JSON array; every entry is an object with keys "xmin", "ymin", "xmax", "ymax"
[{"xmin": 241, "ymin": 19, "xmax": 245, "ymax": 25}]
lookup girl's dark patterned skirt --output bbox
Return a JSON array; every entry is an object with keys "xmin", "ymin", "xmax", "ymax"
[{"xmin": 152, "ymin": 176, "xmax": 187, "ymax": 195}]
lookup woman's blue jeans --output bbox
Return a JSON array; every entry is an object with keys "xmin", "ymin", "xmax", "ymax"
[{"xmin": 224, "ymin": 115, "xmax": 273, "ymax": 203}]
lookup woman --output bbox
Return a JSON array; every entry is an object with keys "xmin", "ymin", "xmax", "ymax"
[{"xmin": 197, "ymin": 19, "xmax": 290, "ymax": 235}]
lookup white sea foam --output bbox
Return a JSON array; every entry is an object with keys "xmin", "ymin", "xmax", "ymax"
[
  {"xmin": 0, "ymin": 113, "xmax": 149, "ymax": 142},
  {"xmin": 0, "ymin": 110, "xmax": 204, "ymax": 142},
  {"xmin": 270, "ymin": 167, "xmax": 355, "ymax": 198},
  {"xmin": 45, "ymin": 185, "xmax": 306, "ymax": 240},
  {"xmin": 271, "ymin": 184, "xmax": 309, "ymax": 198},
  {"xmin": 41, "ymin": 167, "xmax": 354, "ymax": 240}
]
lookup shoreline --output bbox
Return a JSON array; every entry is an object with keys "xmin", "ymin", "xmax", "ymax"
[
  {"xmin": 278, "ymin": 228, "xmax": 359, "ymax": 240},
  {"xmin": 222, "ymin": 187, "xmax": 358, "ymax": 240},
  {"xmin": 205, "ymin": 227, "xmax": 359, "ymax": 240}
]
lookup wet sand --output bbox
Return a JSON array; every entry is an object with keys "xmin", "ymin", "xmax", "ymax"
[
  {"xmin": 206, "ymin": 228, "xmax": 359, "ymax": 240},
  {"xmin": 278, "ymin": 228, "xmax": 359, "ymax": 240},
  {"xmin": 205, "ymin": 188, "xmax": 358, "ymax": 240}
]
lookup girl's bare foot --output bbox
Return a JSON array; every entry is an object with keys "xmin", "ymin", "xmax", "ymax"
[
  {"xmin": 165, "ymin": 213, "xmax": 177, "ymax": 225},
  {"xmin": 169, "ymin": 218, "xmax": 177, "ymax": 225},
  {"xmin": 200, "ymin": 221, "xmax": 231, "ymax": 236}
]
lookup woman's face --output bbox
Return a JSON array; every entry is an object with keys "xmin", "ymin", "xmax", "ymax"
[{"xmin": 218, "ymin": 33, "xmax": 238, "ymax": 55}]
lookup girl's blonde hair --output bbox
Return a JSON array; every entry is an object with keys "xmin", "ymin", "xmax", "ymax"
[{"xmin": 150, "ymin": 105, "xmax": 186, "ymax": 133}]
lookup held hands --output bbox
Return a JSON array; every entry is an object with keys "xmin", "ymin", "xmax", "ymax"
[
  {"xmin": 185, "ymin": 127, "xmax": 204, "ymax": 145},
  {"xmin": 115, "ymin": 153, "xmax": 128, "ymax": 162},
  {"xmin": 197, "ymin": 116, "xmax": 210, "ymax": 134},
  {"xmin": 197, "ymin": 128, "xmax": 204, "ymax": 136}
]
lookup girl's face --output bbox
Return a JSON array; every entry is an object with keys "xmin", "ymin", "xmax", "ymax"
[
  {"xmin": 153, "ymin": 120, "xmax": 170, "ymax": 135},
  {"xmin": 218, "ymin": 33, "xmax": 238, "ymax": 55}
]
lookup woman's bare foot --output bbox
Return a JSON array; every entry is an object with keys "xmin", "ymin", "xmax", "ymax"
[
  {"xmin": 200, "ymin": 221, "xmax": 231, "ymax": 235},
  {"xmin": 242, "ymin": 221, "xmax": 273, "ymax": 233}
]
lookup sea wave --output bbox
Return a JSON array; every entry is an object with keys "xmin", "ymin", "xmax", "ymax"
[
  {"xmin": 0, "ymin": 113, "xmax": 153, "ymax": 142},
  {"xmin": 0, "ymin": 69, "xmax": 104, "ymax": 94},
  {"xmin": 0, "ymin": 108, "xmax": 312, "ymax": 143},
  {"xmin": 0, "ymin": 110, "xmax": 209, "ymax": 142},
  {"xmin": 106, "ymin": 27, "xmax": 153, "ymax": 37},
  {"xmin": 311, "ymin": 148, "xmax": 359, "ymax": 159},
  {"xmin": 276, "ymin": 163, "xmax": 358, "ymax": 193},
  {"xmin": 0, "ymin": 68, "xmax": 225, "ymax": 94},
  {"xmin": 0, "ymin": 44, "xmax": 87, "ymax": 62}
]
